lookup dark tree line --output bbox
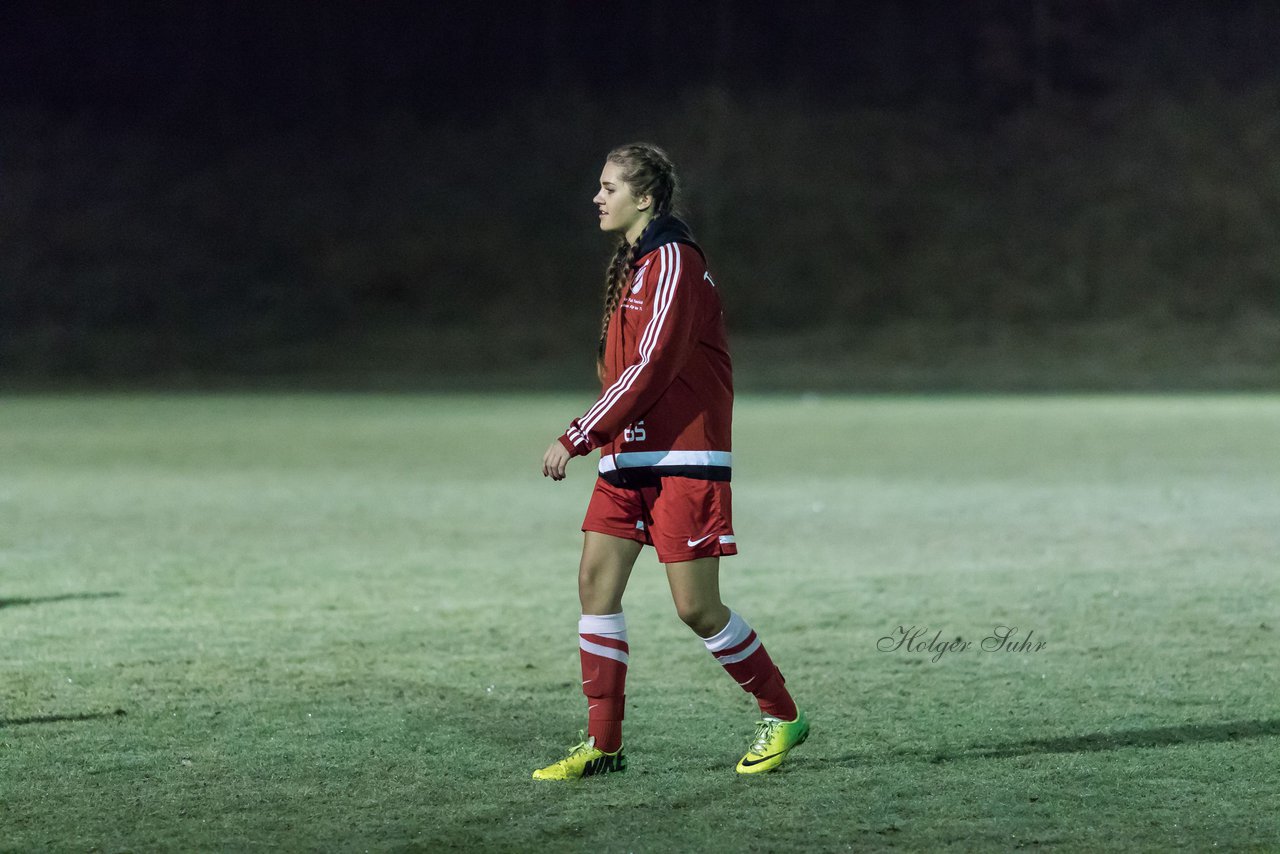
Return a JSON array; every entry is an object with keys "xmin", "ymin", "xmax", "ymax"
[
  {"xmin": 2, "ymin": 2, "xmax": 1279, "ymax": 379},
  {"xmin": 3, "ymin": 1, "xmax": 1277, "ymax": 129}
]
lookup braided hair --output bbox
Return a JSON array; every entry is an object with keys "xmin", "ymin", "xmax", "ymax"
[{"xmin": 596, "ymin": 143, "xmax": 680, "ymax": 369}]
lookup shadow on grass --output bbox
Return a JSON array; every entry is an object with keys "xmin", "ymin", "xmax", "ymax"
[
  {"xmin": 828, "ymin": 719, "xmax": 1280, "ymax": 766},
  {"xmin": 0, "ymin": 592, "xmax": 122, "ymax": 610},
  {"xmin": 0, "ymin": 710, "xmax": 127, "ymax": 728},
  {"xmin": 966, "ymin": 718, "xmax": 1280, "ymax": 759}
]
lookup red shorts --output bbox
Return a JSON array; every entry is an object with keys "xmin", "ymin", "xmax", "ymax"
[{"xmin": 582, "ymin": 476, "xmax": 738, "ymax": 564}]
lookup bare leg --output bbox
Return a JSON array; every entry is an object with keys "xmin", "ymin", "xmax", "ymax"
[
  {"xmin": 579, "ymin": 531, "xmax": 643, "ymax": 614},
  {"xmin": 575, "ymin": 532, "xmax": 642, "ymax": 757},
  {"xmin": 665, "ymin": 556, "xmax": 732, "ymax": 638},
  {"xmin": 669, "ymin": 556, "xmax": 799, "ymax": 723}
]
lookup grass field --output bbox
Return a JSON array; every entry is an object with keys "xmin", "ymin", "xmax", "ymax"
[{"xmin": 2, "ymin": 393, "xmax": 1278, "ymax": 852}]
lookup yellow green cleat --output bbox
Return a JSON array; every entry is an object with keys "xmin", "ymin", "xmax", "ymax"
[
  {"xmin": 735, "ymin": 709, "xmax": 810, "ymax": 774},
  {"xmin": 532, "ymin": 733, "xmax": 627, "ymax": 781}
]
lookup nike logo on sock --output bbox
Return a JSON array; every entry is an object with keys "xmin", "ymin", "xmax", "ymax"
[{"xmin": 686, "ymin": 534, "xmax": 713, "ymax": 547}]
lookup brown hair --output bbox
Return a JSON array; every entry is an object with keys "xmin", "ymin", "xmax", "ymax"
[{"xmin": 596, "ymin": 143, "xmax": 679, "ymax": 369}]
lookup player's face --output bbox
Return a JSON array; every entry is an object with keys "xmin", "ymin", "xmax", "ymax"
[{"xmin": 593, "ymin": 161, "xmax": 652, "ymax": 244}]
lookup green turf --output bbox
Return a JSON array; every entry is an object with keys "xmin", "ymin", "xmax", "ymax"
[{"xmin": 2, "ymin": 394, "xmax": 1278, "ymax": 852}]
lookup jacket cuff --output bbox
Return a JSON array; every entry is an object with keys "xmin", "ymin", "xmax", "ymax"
[{"xmin": 559, "ymin": 427, "xmax": 590, "ymax": 457}]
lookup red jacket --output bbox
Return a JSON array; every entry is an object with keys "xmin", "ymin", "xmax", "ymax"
[{"xmin": 559, "ymin": 216, "xmax": 733, "ymax": 487}]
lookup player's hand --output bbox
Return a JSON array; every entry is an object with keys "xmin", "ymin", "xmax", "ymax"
[{"xmin": 542, "ymin": 441, "xmax": 572, "ymax": 481}]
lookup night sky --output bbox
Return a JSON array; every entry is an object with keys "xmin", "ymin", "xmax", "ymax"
[
  {"xmin": 4, "ymin": 1, "xmax": 1279, "ymax": 382},
  {"xmin": 5, "ymin": 1, "xmax": 1277, "ymax": 131}
]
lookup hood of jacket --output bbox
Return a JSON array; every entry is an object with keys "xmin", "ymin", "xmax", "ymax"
[{"xmin": 632, "ymin": 214, "xmax": 705, "ymax": 265}]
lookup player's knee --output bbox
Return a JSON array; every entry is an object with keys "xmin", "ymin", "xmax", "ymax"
[
  {"xmin": 577, "ymin": 560, "xmax": 604, "ymax": 594},
  {"xmin": 577, "ymin": 566, "xmax": 603, "ymax": 608},
  {"xmin": 674, "ymin": 600, "xmax": 723, "ymax": 638},
  {"xmin": 578, "ymin": 562, "xmax": 620, "ymax": 613}
]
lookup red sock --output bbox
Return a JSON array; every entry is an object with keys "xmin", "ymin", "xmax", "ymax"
[
  {"xmin": 704, "ymin": 610, "xmax": 797, "ymax": 721},
  {"xmin": 579, "ymin": 612, "xmax": 628, "ymax": 753}
]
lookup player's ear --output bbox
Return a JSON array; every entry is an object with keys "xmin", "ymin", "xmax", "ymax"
[{"xmin": 636, "ymin": 194, "xmax": 652, "ymax": 211}]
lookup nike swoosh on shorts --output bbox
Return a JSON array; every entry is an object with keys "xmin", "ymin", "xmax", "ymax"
[{"xmin": 686, "ymin": 535, "xmax": 713, "ymax": 547}]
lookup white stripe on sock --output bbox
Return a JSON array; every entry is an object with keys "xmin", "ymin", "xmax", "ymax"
[
  {"xmin": 703, "ymin": 610, "xmax": 750, "ymax": 653},
  {"xmin": 579, "ymin": 638, "xmax": 629, "ymax": 664},
  {"xmin": 714, "ymin": 635, "xmax": 762, "ymax": 665},
  {"xmin": 579, "ymin": 612, "xmax": 627, "ymax": 636}
]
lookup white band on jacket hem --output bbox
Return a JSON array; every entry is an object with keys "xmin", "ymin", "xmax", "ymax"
[{"xmin": 598, "ymin": 450, "xmax": 732, "ymax": 472}]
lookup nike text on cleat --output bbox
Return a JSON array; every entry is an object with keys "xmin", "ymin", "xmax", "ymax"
[
  {"xmin": 736, "ymin": 709, "xmax": 809, "ymax": 775},
  {"xmin": 686, "ymin": 534, "xmax": 713, "ymax": 547},
  {"xmin": 532, "ymin": 733, "xmax": 627, "ymax": 781}
]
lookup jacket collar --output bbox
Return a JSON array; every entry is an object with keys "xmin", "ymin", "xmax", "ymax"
[{"xmin": 631, "ymin": 213, "xmax": 705, "ymax": 266}]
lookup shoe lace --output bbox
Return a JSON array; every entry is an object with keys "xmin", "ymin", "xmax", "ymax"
[
  {"xmin": 750, "ymin": 717, "xmax": 782, "ymax": 753},
  {"xmin": 565, "ymin": 731, "xmax": 595, "ymax": 758}
]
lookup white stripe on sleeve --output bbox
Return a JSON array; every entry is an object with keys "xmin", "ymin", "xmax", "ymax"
[{"xmin": 581, "ymin": 245, "xmax": 681, "ymax": 435}]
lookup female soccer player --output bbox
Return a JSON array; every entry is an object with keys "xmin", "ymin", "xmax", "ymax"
[{"xmin": 533, "ymin": 143, "xmax": 808, "ymax": 780}]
